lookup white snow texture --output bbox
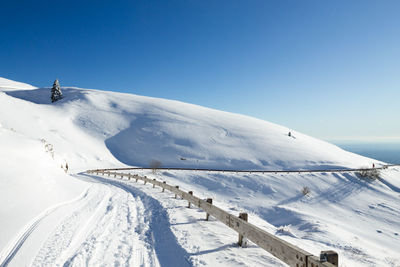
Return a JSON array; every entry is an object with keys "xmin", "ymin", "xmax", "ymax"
[{"xmin": 0, "ymin": 77, "xmax": 399, "ymax": 267}]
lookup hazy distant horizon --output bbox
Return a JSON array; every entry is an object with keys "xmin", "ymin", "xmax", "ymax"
[{"xmin": 334, "ymin": 141, "xmax": 400, "ymax": 164}]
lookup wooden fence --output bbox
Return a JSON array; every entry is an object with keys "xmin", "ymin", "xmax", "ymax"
[
  {"xmin": 87, "ymin": 169, "xmax": 338, "ymax": 267},
  {"xmin": 91, "ymin": 163, "xmax": 398, "ymax": 174}
]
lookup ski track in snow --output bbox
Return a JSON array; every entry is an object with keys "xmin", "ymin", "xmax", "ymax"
[
  {"xmin": 3, "ymin": 176, "xmax": 183, "ymax": 267},
  {"xmin": 3, "ymin": 171, "xmax": 284, "ymax": 267},
  {"xmin": 31, "ymin": 181, "xmax": 159, "ymax": 267},
  {"xmin": 86, "ymin": 174, "xmax": 285, "ymax": 267},
  {"xmin": 0, "ymin": 190, "xmax": 90, "ymax": 267}
]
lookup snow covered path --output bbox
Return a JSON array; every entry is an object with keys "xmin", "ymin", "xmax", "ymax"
[
  {"xmin": 1, "ymin": 174, "xmax": 191, "ymax": 267},
  {"xmin": 1, "ymin": 172, "xmax": 289, "ymax": 267},
  {"xmin": 85, "ymin": 174, "xmax": 287, "ymax": 267}
]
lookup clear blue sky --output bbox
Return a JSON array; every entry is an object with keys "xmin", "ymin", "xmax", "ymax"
[{"xmin": 1, "ymin": 0, "xmax": 399, "ymax": 142}]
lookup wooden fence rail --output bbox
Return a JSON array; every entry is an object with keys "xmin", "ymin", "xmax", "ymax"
[
  {"xmin": 87, "ymin": 169, "xmax": 338, "ymax": 267},
  {"xmin": 90, "ymin": 163, "xmax": 399, "ymax": 174}
]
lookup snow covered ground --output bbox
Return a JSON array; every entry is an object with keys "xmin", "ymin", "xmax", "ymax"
[
  {"xmin": 2, "ymin": 178, "xmax": 164, "ymax": 267},
  {"xmin": 122, "ymin": 167, "xmax": 400, "ymax": 267},
  {"xmin": 0, "ymin": 77, "xmax": 37, "ymax": 91},
  {"xmin": 0, "ymin": 77, "xmax": 399, "ymax": 266}
]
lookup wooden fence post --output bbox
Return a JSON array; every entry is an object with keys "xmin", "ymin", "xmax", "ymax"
[
  {"xmin": 144, "ymin": 176, "xmax": 147, "ymax": 185},
  {"xmin": 238, "ymin": 213, "xmax": 248, "ymax": 247},
  {"xmin": 320, "ymin": 250, "xmax": 338, "ymax": 266},
  {"xmin": 162, "ymin": 181, "xmax": 166, "ymax": 192},
  {"xmin": 153, "ymin": 179, "xmax": 156, "ymax": 188},
  {"xmin": 205, "ymin": 198, "xmax": 213, "ymax": 221},
  {"xmin": 175, "ymin": 186, "xmax": 179, "ymax": 199},
  {"xmin": 188, "ymin": 191, "xmax": 193, "ymax": 208}
]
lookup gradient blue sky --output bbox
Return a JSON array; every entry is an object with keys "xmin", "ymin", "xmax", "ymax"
[{"xmin": 1, "ymin": 0, "xmax": 399, "ymax": 142}]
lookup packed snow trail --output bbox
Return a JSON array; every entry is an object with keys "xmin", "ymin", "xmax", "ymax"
[
  {"xmin": 2, "ymin": 174, "xmax": 191, "ymax": 267},
  {"xmin": 0, "ymin": 190, "xmax": 91, "ymax": 267},
  {"xmin": 88, "ymin": 174, "xmax": 287, "ymax": 267}
]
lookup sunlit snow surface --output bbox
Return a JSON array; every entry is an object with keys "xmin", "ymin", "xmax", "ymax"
[
  {"xmin": 0, "ymin": 77, "xmax": 399, "ymax": 266},
  {"xmin": 0, "ymin": 77, "xmax": 37, "ymax": 90}
]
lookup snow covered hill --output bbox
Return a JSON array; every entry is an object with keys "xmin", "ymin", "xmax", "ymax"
[
  {"xmin": 0, "ymin": 77, "xmax": 399, "ymax": 266},
  {"xmin": 1, "ymin": 78, "xmax": 377, "ymax": 172},
  {"xmin": 0, "ymin": 77, "xmax": 36, "ymax": 91}
]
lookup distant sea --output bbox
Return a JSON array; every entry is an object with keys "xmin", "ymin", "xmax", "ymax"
[{"xmin": 334, "ymin": 142, "xmax": 400, "ymax": 164}]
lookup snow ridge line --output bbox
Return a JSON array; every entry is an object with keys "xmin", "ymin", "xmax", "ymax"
[
  {"xmin": 0, "ymin": 187, "xmax": 91, "ymax": 267},
  {"xmin": 88, "ymin": 170, "xmax": 338, "ymax": 267},
  {"xmin": 92, "ymin": 164, "xmax": 399, "ymax": 174}
]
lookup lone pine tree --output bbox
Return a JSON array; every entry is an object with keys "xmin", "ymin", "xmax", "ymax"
[{"xmin": 51, "ymin": 79, "xmax": 63, "ymax": 103}]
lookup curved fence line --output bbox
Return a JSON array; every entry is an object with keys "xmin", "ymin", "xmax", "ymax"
[
  {"xmin": 91, "ymin": 164, "xmax": 399, "ymax": 174},
  {"xmin": 87, "ymin": 169, "xmax": 339, "ymax": 267}
]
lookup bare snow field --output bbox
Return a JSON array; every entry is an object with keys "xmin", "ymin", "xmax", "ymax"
[{"xmin": 0, "ymin": 77, "xmax": 399, "ymax": 266}]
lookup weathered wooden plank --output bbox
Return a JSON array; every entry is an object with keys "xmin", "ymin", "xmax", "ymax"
[
  {"xmin": 308, "ymin": 255, "xmax": 337, "ymax": 267},
  {"xmin": 232, "ymin": 217, "xmax": 309, "ymax": 266}
]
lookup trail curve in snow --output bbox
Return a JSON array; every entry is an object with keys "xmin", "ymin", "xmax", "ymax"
[{"xmin": 2, "ymin": 174, "xmax": 192, "ymax": 267}]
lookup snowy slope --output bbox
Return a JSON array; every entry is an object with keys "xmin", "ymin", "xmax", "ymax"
[
  {"xmin": 0, "ymin": 77, "xmax": 36, "ymax": 90},
  {"xmin": 1, "ymin": 77, "xmax": 399, "ymax": 266},
  {"xmin": 0, "ymin": 122, "xmax": 88, "ymax": 259},
  {"xmin": 2, "ymin": 79, "xmax": 377, "ymax": 172},
  {"xmin": 126, "ymin": 167, "xmax": 400, "ymax": 267}
]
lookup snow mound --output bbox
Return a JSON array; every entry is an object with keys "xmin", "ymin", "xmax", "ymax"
[
  {"xmin": 3, "ymin": 85, "xmax": 377, "ymax": 171},
  {"xmin": 0, "ymin": 77, "xmax": 36, "ymax": 91}
]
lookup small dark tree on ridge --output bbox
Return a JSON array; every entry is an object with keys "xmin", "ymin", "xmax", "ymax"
[
  {"xmin": 51, "ymin": 79, "xmax": 63, "ymax": 103},
  {"xmin": 150, "ymin": 160, "xmax": 162, "ymax": 174}
]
